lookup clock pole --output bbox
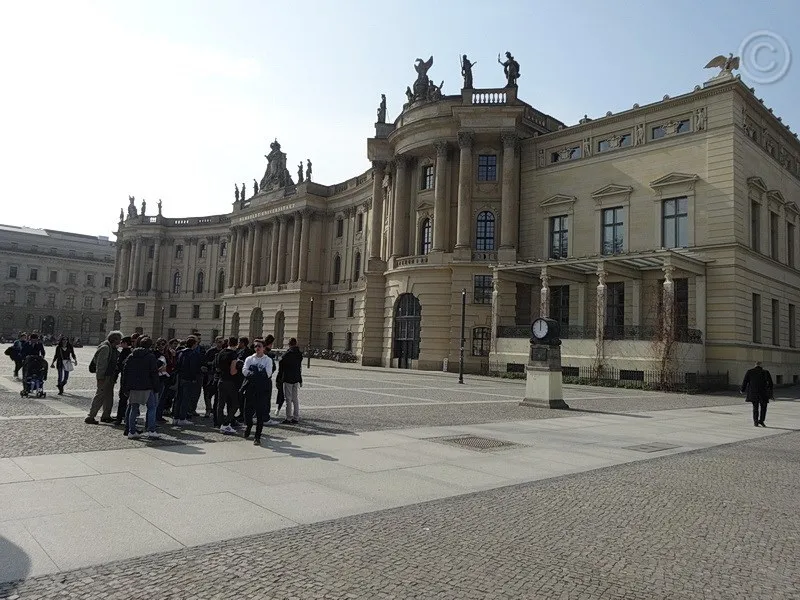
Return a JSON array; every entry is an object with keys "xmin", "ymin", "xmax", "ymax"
[{"xmin": 458, "ymin": 288, "xmax": 466, "ymax": 384}]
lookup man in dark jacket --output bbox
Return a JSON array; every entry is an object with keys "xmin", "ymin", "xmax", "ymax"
[
  {"xmin": 214, "ymin": 336, "xmax": 240, "ymax": 434},
  {"xmin": 278, "ymin": 337, "xmax": 303, "ymax": 424},
  {"xmin": 203, "ymin": 337, "xmax": 224, "ymax": 420},
  {"xmin": 174, "ymin": 335, "xmax": 203, "ymax": 426},
  {"xmin": 113, "ymin": 336, "xmax": 134, "ymax": 426},
  {"xmin": 741, "ymin": 361, "xmax": 774, "ymax": 427},
  {"xmin": 121, "ymin": 336, "xmax": 160, "ymax": 439},
  {"xmin": 86, "ymin": 330, "xmax": 122, "ymax": 425}
]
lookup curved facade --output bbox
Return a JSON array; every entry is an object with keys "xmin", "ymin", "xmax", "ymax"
[{"xmin": 110, "ymin": 67, "xmax": 800, "ymax": 382}]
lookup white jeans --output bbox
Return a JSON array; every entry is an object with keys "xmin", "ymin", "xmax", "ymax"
[{"xmin": 283, "ymin": 383, "xmax": 300, "ymax": 419}]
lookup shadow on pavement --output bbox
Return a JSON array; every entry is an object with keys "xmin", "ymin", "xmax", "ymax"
[
  {"xmin": 276, "ymin": 417, "xmax": 357, "ymax": 437},
  {"xmin": 0, "ymin": 535, "xmax": 31, "ymax": 591},
  {"xmin": 261, "ymin": 437, "xmax": 339, "ymax": 461},
  {"xmin": 560, "ymin": 406, "xmax": 653, "ymax": 419}
]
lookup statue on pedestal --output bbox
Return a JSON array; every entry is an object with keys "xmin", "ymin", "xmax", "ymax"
[
  {"xmin": 119, "ymin": 208, "xmax": 124, "ymax": 222},
  {"xmin": 141, "ymin": 199, "xmax": 146, "ymax": 215},
  {"xmin": 127, "ymin": 195, "xmax": 138, "ymax": 218},
  {"xmin": 235, "ymin": 184, "xmax": 240, "ymax": 202},
  {"xmin": 259, "ymin": 138, "xmax": 294, "ymax": 191},
  {"xmin": 157, "ymin": 199, "xmax": 162, "ymax": 215},
  {"xmin": 704, "ymin": 53, "xmax": 740, "ymax": 78},
  {"xmin": 306, "ymin": 159, "xmax": 312, "ymax": 182},
  {"xmin": 404, "ymin": 56, "xmax": 444, "ymax": 104},
  {"xmin": 498, "ymin": 51, "xmax": 520, "ymax": 87},
  {"xmin": 253, "ymin": 179, "xmax": 258, "ymax": 195},
  {"xmin": 241, "ymin": 182, "xmax": 246, "ymax": 200},
  {"xmin": 377, "ymin": 94, "xmax": 387, "ymax": 123},
  {"xmin": 461, "ymin": 54, "xmax": 476, "ymax": 89},
  {"xmin": 297, "ymin": 161, "xmax": 304, "ymax": 183}
]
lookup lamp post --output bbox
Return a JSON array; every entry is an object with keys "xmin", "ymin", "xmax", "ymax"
[
  {"xmin": 307, "ymin": 297, "xmax": 314, "ymax": 368},
  {"xmin": 160, "ymin": 306, "xmax": 165, "ymax": 338},
  {"xmin": 459, "ymin": 288, "xmax": 466, "ymax": 384},
  {"xmin": 221, "ymin": 302, "xmax": 227, "ymax": 338}
]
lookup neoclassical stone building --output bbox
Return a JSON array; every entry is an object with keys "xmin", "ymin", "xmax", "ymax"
[
  {"xmin": 109, "ymin": 57, "xmax": 800, "ymax": 382},
  {"xmin": 0, "ymin": 225, "xmax": 115, "ymax": 343}
]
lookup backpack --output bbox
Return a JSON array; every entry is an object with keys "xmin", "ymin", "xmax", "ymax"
[{"xmin": 4, "ymin": 346, "xmax": 13, "ymax": 357}]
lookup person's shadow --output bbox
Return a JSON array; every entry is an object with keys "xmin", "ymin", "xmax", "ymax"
[
  {"xmin": 262, "ymin": 437, "xmax": 339, "ymax": 461},
  {"xmin": 0, "ymin": 535, "xmax": 31, "ymax": 593}
]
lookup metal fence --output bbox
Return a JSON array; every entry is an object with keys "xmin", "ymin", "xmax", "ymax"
[{"xmin": 560, "ymin": 365, "xmax": 729, "ymax": 393}]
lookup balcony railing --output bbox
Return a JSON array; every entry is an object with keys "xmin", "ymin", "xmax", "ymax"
[
  {"xmin": 396, "ymin": 255, "xmax": 429, "ymax": 267},
  {"xmin": 496, "ymin": 325, "xmax": 703, "ymax": 344},
  {"xmin": 472, "ymin": 251, "xmax": 498, "ymax": 262}
]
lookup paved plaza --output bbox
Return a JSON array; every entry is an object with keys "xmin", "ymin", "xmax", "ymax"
[{"xmin": 1, "ymin": 346, "xmax": 799, "ymax": 599}]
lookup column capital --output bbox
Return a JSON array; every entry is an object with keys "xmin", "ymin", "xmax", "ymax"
[
  {"xmin": 363, "ymin": 198, "xmax": 373, "ymax": 211},
  {"xmin": 662, "ymin": 264, "xmax": 675, "ymax": 282},
  {"xmin": 596, "ymin": 265, "xmax": 607, "ymax": 286},
  {"xmin": 276, "ymin": 214, "xmax": 288, "ymax": 224},
  {"xmin": 457, "ymin": 131, "xmax": 474, "ymax": 149},
  {"xmin": 394, "ymin": 154, "xmax": 410, "ymax": 169},
  {"xmin": 372, "ymin": 159, "xmax": 387, "ymax": 170},
  {"xmin": 344, "ymin": 206, "xmax": 356, "ymax": 218},
  {"xmin": 501, "ymin": 131, "xmax": 520, "ymax": 152},
  {"xmin": 434, "ymin": 140, "xmax": 449, "ymax": 157}
]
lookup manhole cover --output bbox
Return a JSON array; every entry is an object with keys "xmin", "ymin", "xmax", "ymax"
[
  {"xmin": 428, "ymin": 435, "xmax": 522, "ymax": 452},
  {"xmin": 623, "ymin": 442, "xmax": 681, "ymax": 453}
]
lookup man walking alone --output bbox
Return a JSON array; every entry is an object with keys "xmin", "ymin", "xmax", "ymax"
[
  {"xmin": 741, "ymin": 361, "xmax": 774, "ymax": 427},
  {"xmin": 278, "ymin": 338, "xmax": 303, "ymax": 424}
]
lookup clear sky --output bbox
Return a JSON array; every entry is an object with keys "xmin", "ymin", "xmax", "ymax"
[{"xmin": 1, "ymin": 0, "xmax": 798, "ymax": 238}]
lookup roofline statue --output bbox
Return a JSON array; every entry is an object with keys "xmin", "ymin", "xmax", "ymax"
[{"xmin": 704, "ymin": 53, "xmax": 740, "ymax": 78}]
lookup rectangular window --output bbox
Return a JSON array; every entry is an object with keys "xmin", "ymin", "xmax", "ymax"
[
  {"xmin": 8, "ymin": 266, "xmax": 17, "ymax": 279},
  {"xmin": 101, "ymin": 297, "xmax": 109, "ymax": 309},
  {"xmin": 220, "ymin": 242, "xmax": 228, "ymax": 257},
  {"xmin": 192, "ymin": 304, "xmax": 200, "ymax": 319},
  {"xmin": 167, "ymin": 328, "xmax": 176, "ymax": 340},
  {"xmin": 421, "ymin": 165, "xmax": 434, "ymax": 190},
  {"xmin": 6, "ymin": 290, "xmax": 15, "ymax": 305},
  {"xmin": 29, "ymin": 268, "xmax": 38, "ymax": 281},
  {"xmin": 328, "ymin": 299, "xmax": 335, "ymax": 318},
  {"xmin": 83, "ymin": 296, "xmax": 92, "ymax": 308},
  {"xmin": 336, "ymin": 219, "xmax": 344, "ymax": 238},
  {"xmin": 477, "ymin": 155, "xmax": 497, "ymax": 181},
  {"xmin": 326, "ymin": 331, "xmax": 334, "ymax": 351},
  {"xmin": 213, "ymin": 304, "xmax": 221, "ymax": 319},
  {"xmin": 772, "ymin": 299, "xmax": 780, "ymax": 345},
  {"xmin": 169, "ymin": 304, "xmax": 177, "ymax": 318},
  {"xmin": 790, "ymin": 304, "xmax": 796, "ymax": 347},
  {"xmin": 549, "ymin": 286, "xmax": 570, "ymax": 332},
  {"xmin": 356, "ymin": 212, "xmax": 364, "ymax": 232},
  {"xmin": 26, "ymin": 292, "xmax": 36, "ymax": 307},
  {"xmin": 199, "ymin": 244, "xmax": 207, "ymax": 258},
  {"xmin": 104, "ymin": 276, "xmax": 112, "ymax": 288},
  {"xmin": 68, "ymin": 272, "xmax": 77, "ymax": 285},
  {"xmin": 473, "ymin": 275, "xmax": 493, "ymax": 304},
  {"xmin": 175, "ymin": 245, "xmax": 184, "ymax": 259},
  {"xmin": 549, "ymin": 215, "xmax": 568, "ymax": 259},
  {"xmin": 597, "ymin": 134, "xmax": 632, "ymax": 153},
  {"xmin": 46, "ymin": 293, "xmax": 55, "ymax": 308},
  {"xmin": 652, "ymin": 126, "xmax": 666, "ymax": 139},
  {"xmin": 49, "ymin": 270, "xmax": 58, "ymax": 283},
  {"xmin": 347, "ymin": 298, "xmax": 355, "ymax": 318},
  {"xmin": 472, "ymin": 327, "xmax": 491, "ymax": 356},
  {"xmin": 788, "ymin": 223, "xmax": 796, "ymax": 267},
  {"xmin": 605, "ymin": 282, "xmax": 625, "ymax": 339},
  {"xmin": 770, "ymin": 212, "xmax": 779, "ymax": 260},
  {"xmin": 662, "ymin": 198, "xmax": 689, "ymax": 249},
  {"xmin": 345, "ymin": 331, "xmax": 353, "ymax": 352},
  {"xmin": 86, "ymin": 273, "xmax": 95, "ymax": 287},
  {"xmin": 148, "ymin": 246, "xmax": 155, "ymax": 259},
  {"xmin": 601, "ymin": 207, "xmax": 624, "ymax": 255},
  {"xmin": 136, "ymin": 303, "xmax": 145, "ymax": 317},
  {"xmin": 751, "ymin": 202, "xmax": 760, "ymax": 251},
  {"xmin": 66, "ymin": 295, "xmax": 74, "ymax": 308},
  {"xmin": 752, "ymin": 293, "xmax": 761, "ymax": 343}
]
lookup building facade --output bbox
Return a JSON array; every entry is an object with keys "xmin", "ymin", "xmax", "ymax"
[
  {"xmin": 0, "ymin": 225, "xmax": 115, "ymax": 343},
  {"xmin": 109, "ymin": 58, "xmax": 800, "ymax": 383}
]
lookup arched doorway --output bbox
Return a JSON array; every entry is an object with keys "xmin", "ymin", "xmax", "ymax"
[
  {"xmin": 113, "ymin": 310, "xmax": 121, "ymax": 330},
  {"xmin": 41, "ymin": 315, "xmax": 55, "ymax": 336},
  {"xmin": 393, "ymin": 293, "xmax": 421, "ymax": 369},
  {"xmin": 274, "ymin": 311, "xmax": 285, "ymax": 348},
  {"xmin": 231, "ymin": 312, "xmax": 240, "ymax": 338},
  {"xmin": 250, "ymin": 307, "xmax": 263, "ymax": 340}
]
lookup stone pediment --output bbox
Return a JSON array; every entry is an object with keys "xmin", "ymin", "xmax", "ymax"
[
  {"xmin": 784, "ymin": 200, "xmax": 799, "ymax": 215},
  {"xmin": 747, "ymin": 176, "xmax": 768, "ymax": 192},
  {"xmin": 767, "ymin": 189, "xmax": 786, "ymax": 204},
  {"xmin": 591, "ymin": 184, "xmax": 633, "ymax": 204},
  {"xmin": 541, "ymin": 194, "xmax": 577, "ymax": 208},
  {"xmin": 649, "ymin": 172, "xmax": 699, "ymax": 190},
  {"xmin": 417, "ymin": 196, "xmax": 434, "ymax": 211}
]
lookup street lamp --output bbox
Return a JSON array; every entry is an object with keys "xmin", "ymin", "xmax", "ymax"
[
  {"xmin": 307, "ymin": 297, "xmax": 314, "ymax": 368},
  {"xmin": 459, "ymin": 288, "xmax": 466, "ymax": 384}
]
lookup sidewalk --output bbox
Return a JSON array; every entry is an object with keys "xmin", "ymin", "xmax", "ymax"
[{"xmin": 1, "ymin": 400, "xmax": 798, "ymax": 583}]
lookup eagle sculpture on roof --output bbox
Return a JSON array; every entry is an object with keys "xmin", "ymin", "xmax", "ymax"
[{"xmin": 704, "ymin": 53, "xmax": 740, "ymax": 76}]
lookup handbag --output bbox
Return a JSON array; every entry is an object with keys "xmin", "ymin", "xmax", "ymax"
[{"xmin": 62, "ymin": 359, "xmax": 74, "ymax": 372}]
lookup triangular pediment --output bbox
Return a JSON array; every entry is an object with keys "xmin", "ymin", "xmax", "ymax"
[
  {"xmin": 785, "ymin": 200, "xmax": 799, "ymax": 215},
  {"xmin": 591, "ymin": 184, "xmax": 633, "ymax": 200},
  {"xmin": 541, "ymin": 194, "xmax": 577, "ymax": 207},
  {"xmin": 747, "ymin": 176, "xmax": 768, "ymax": 192},
  {"xmin": 649, "ymin": 172, "xmax": 700, "ymax": 189},
  {"xmin": 767, "ymin": 189, "xmax": 787, "ymax": 204},
  {"xmin": 416, "ymin": 197, "xmax": 434, "ymax": 211}
]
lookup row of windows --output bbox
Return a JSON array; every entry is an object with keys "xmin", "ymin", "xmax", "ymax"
[
  {"xmin": 165, "ymin": 270, "xmax": 226, "ymax": 295},
  {"xmin": 751, "ymin": 294, "xmax": 797, "ymax": 347},
  {"xmin": 171, "ymin": 241, "xmax": 227, "ymax": 261},
  {"xmin": 327, "ymin": 298, "xmax": 357, "ymax": 318},
  {"xmin": 419, "ymin": 155, "xmax": 499, "ymax": 191},
  {"xmin": 335, "ymin": 213, "xmax": 365, "ymax": 238},
  {"xmin": 139, "ymin": 303, "xmax": 225, "ymax": 320},
  {"xmin": 2, "ymin": 244, "xmax": 111, "ymax": 261},
  {"xmin": 416, "ymin": 211, "xmax": 496, "ymax": 256},
  {"xmin": 750, "ymin": 201, "xmax": 797, "ymax": 267},
  {"xmin": 6, "ymin": 314, "xmax": 95, "ymax": 333},
  {"xmin": 319, "ymin": 327, "xmax": 491, "ymax": 356},
  {"xmin": 331, "ymin": 253, "xmax": 362, "ymax": 284},
  {"xmin": 7, "ymin": 266, "xmax": 111, "ymax": 287},
  {"xmin": 4, "ymin": 290, "xmax": 107, "ymax": 309}
]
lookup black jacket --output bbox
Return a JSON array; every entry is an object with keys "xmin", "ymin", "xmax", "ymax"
[
  {"xmin": 741, "ymin": 366, "xmax": 773, "ymax": 403},
  {"xmin": 278, "ymin": 346, "xmax": 303, "ymax": 385},
  {"xmin": 177, "ymin": 346, "xmax": 203, "ymax": 381},
  {"xmin": 214, "ymin": 348, "xmax": 239, "ymax": 382},
  {"xmin": 121, "ymin": 347, "xmax": 160, "ymax": 394},
  {"xmin": 52, "ymin": 344, "xmax": 76, "ymax": 368}
]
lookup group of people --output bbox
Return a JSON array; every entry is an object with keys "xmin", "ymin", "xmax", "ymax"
[
  {"xmin": 84, "ymin": 330, "xmax": 304, "ymax": 444},
  {"xmin": 5, "ymin": 332, "xmax": 77, "ymax": 395}
]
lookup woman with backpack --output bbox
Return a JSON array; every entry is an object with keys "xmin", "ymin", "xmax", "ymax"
[{"xmin": 50, "ymin": 336, "xmax": 77, "ymax": 395}]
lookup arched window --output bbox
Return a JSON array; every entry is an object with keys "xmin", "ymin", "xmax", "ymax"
[
  {"xmin": 196, "ymin": 271, "xmax": 205, "ymax": 293},
  {"xmin": 333, "ymin": 255, "xmax": 341, "ymax": 284},
  {"xmin": 354, "ymin": 252, "xmax": 362, "ymax": 281},
  {"xmin": 476, "ymin": 211, "xmax": 495, "ymax": 251},
  {"xmin": 419, "ymin": 218, "xmax": 432, "ymax": 255},
  {"xmin": 326, "ymin": 331, "xmax": 334, "ymax": 350},
  {"xmin": 217, "ymin": 270, "xmax": 225, "ymax": 293},
  {"xmin": 64, "ymin": 316, "xmax": 73, "ymax": 332},
  {"xmin": 145, "ymin": 272, "xmax": 153, "ymax": 292},
  {"xmin": 345, "ymin": 331, "xmax": 353, "ymax": 352},
  {"xmin": 172, "ymin": 271, "xmax": 182, "ymax": 294}
]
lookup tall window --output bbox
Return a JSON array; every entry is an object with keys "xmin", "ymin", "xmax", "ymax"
[
  {"xmin": 220, "ymin": 241, "xmax": 227, "ymax": 257},
  {"xmin": 472, "ymin": 327, "xmax": 491, "ymax": 356},
  {"xmin": 213, "ymin": 304, "xmax": 221, "ymax": 319},
  {"xmin": 199, "ymin": 243, "xmax": 207, "ymax": 258},
  {"xmin": 336, "ymin": 218, "xmax": 344, "ymax": 238},
  {"xmin": 175, "ymin": 245, "xmax": 184, "ymax": 259},
  {"xmin": 475, "ymin": 211, "xmax": 495, "ymax": 251},
  {"xmin": 8, "ymin": 266, "xmax": 17, "ymax": 279},
  {"xmin": 772, "ymin": 299, "xmax": 780, "ymax": 345},
  {"xmin": 601, "ymin": 207, "xmax": 624, "ymax": 255},
  {"xmin": 348, "ymin": 298, "xmax": 355, "ymax": 318},
  {"xmin": 662, "ymin": 197, "xmax": 688, "ymax": 249},
  {"xmin": 29, "ymin": 268, "xmax": 38, "ymax": 281},
  {"xmin": 65, "ymin": 295, "xmax": 74, "ymax": 308},
  {"xmin": 217, "ymin": 270, "xmax": 225, "ymax": 293},
  {"xmin": 104, "ymin": 276, "xmax": 112, "ymax": 288},
  {"xmin": 145, "ymin": 272, "xmax": 152, "ymax": 291},
  {"xmin": 356, "ymin": 212, "xmax": 364, "ymax": 232},
  {"xmin": 421, "ymin": 165, "xmax": 434, "ymax": 190},
  {"xmin": 549, "ymin": 215, "xmax": 568, "ymax": 259},
  {"xmin": 136, "ymin": 303, "xmax": 145, "ymax": 317},
  {"xmin": 328, "ymin": 299, "xmax": 335, "ymax": 318},
  {"xmin": 345, "ymin": 331, "xmax": 353, "ymax": 352},
  {"xmin": 605, "ymin": 282, "xmax": 625, "ymax": 339},
  {"xmin": 196, "ymin": 271, "xmax": 205, "ymax": 293},
  {"xmin": 751, "ymin": 201, "xmax": 760, "ymax": 251},
  {"xmin": 419, "ymin": 218, "xmax": 432, "ymax": 255},
  {"xmin": 790, "ymin": 303, "xmax": 796, "ymax": 347},
  {"xmin": 752, "ymin": 293, "xmax": 761, "ymax": 343},
  {"xmin": 6, "ymin": 290, "xmax": 15, "ymax": 304},
  {"xmin": 474, "ymin": 275, "xmax": 493, "ymax": 304},
  {"xmin": 169, "ymin": 304, "xmax": 177, "ymax": 318},
  {"xmin": 477, "ymin": 155, "xmax": 497, "ymax": 181},
  {"xmin": 549, "ymin": 286, "xmax": 570, "ymax": 332},
  {"xmin": 788, "ymin": 223, "xmax": 796, "ymax": 268},
  {"xmin": 192, "ymin": 304, "xmax": 200, "ymax": 319},
  {"xmin": 83, "ymin": 296, "xmax": 92, "ymax": 308},
  {"xmin": 46, "ymin": 293, "xmax": 55, "ymax": 307},
  {"xmin": 148, "ymin": 246, "xmax": 155, "ymax": 259},
  {"xmin": 26, "ymin": 292, "xmax": 35, "ymax": 307},
  {"xmin": 173, "ymin": 271, "xmax": 182, "ymax": 294},
  {"xmin": 68, "ymin": 272, "xmax": 76, "ymax": 285},
  {"xmin": 333, "ymin": 255, "xmax": 341, "ymax": 283},
  {"xmin": 49, "ymin": 270, "xmax": 58, "ymax": 283},
  {"xmin": 768, "ymin": 212, "xmax": 780, "ymax": 260},
  {"xmin": 353, "ymin": 252, "xmax": 361, "ymax": 281},
  {"xmin": 326, "ymin": 331, "xmax": 334, "ymax": 350},
  {"xmin": 675, "ymin": 279, "xmax": 689, "ymax": 334}
]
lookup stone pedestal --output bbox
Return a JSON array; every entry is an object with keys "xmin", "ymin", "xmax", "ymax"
[{"xmin": 520, "ymin": 344, "xmax": 569, "ymax": 409}]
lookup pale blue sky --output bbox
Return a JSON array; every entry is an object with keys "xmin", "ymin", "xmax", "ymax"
[{"xmin": 1, "ymin": 0, "xmax": 797, "ymax": 237}]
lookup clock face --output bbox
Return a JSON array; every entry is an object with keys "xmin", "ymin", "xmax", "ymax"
[{"xmin": 532, "ymin": 319, "xmax": 548, "ymax": 339}]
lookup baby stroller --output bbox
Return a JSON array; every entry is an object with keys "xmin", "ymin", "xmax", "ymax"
[{"xmin": 21, "ymin": 355, "xmax": 48, "ymax": 398}]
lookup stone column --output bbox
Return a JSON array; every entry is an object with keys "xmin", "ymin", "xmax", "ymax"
[
  {"xmin": 113, "ymin": 242, "xmax": 122, "ymax": 293},
  {"xmin": 433, "ymin": 141, "xmax": 449, "ymax": 251},
  {"xmin": 234, "ymin": 227, "xmax": 245, "ymax": 287},
  {"xmin": 226, "ymin": 228, "xmax": 238, "ymax": 288},
  {"xmin": 152, "ymin": 238, "xmax": 162, "ymax": 292},
  {"xmin": 276, "ymin": 216, "xmax": 288, "ymax": 284},
  {"xmin": 290, "ymin": 213, "xmax": 302, "ymax": 282},
  {"xmin": 241, "ymin": 225, "xmax": 253, "ymax": 287},
  {"xmin": 595, "ymin": 266, "xmax": 607, "ymax": 355},
  {"xmin": 695, "ymin": 274, "xmax": 707, "ymax": 342},
  {"xmin": 631, "ymin": 279, "xmax": 642, "ymax": 330},
  {"xmin": 259, "ymin": 226, "xmax": 270, "ymax": 285},
  {"xmin": 500, "ymin": 132, "xmax": 520, "ymax": 249},
  {"xmin": 118, "ymin": 242, "xmax": 130, "ymax": 293},
  {"xmin": 369, "ymin": 161, "xmax": 386, "ymax": 261},
  {"xmin": 575, "ymin": 282, "xmax": 587, "ymax": 328},
  {"xmin": 299, "ymin": 209, "xmax": 311, "ymax": 281},
  {"xmin": 662, "ymin": 265, "xmax": 675, "ymax": 339},
  {"xmin": 130, "ymin": 238, "xmax": 141, "ymax": 291},
  {"xmin": 391, "ymin": 155, "xmax": 410, "ymax": 258},
  {"xmin": 490, "ymin": 274, "xmax": 500, "ymax": 355},
  {"xmin": 250, "ymin": 223, "xmax": 263, "ymax": 286},
  {"xmin": 269, "ymin": 219, "xmax": 280, "ymax": 284},
  {"xmin": 455, "ymin": 131, "xmax": 474, "ymax": 250},
  {"xmin": 539, "ymin": 268, "xmax": 550, "ymax": 318}
]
